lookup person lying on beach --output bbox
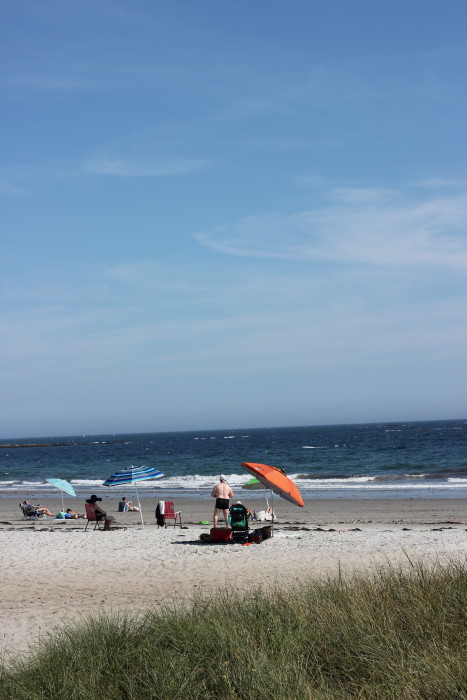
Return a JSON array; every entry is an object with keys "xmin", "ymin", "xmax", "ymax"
[
  {"xmin": 22, "ymin": 500, "xmax": 55, "ymax": 517},
  {"xmin": 64, "ymin": 508, "xmax": 85, "ymax": 519},
  {"xmin": 85, "ymin": 495, "xmax": 115, "ymax": 530}
]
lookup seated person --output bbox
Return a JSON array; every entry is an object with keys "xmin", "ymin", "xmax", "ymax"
[
  {"xmin": 21, "ymin": 500, "xmax": 55, "ymax": 517},
  {"xmin": 233, "ymin": 504, "xmax": 255, "ymax": 520},
  {"xmin": 256, "ymin": 507, "xmax": 276, "ymax": 522},
  {"xmin": 119, "ymin": 496, "xmax": 139, "ymax": 512},
  {"xmin": 86, "ymin": 495, "xmax": 115, "ymax": 530},
  {"xmin": 20, "ymin": 500, "xmax": 35, "ymax": 514}
]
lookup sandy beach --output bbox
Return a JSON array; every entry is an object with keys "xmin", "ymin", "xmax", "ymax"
[{"xmin": 1, "ymin": 496, "xmax": 466, "ymax": 663}]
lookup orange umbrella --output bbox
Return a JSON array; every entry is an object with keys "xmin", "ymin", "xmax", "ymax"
[{"xmin": 241, "ymin": 462, "xmax": 304, "ymax": 507}]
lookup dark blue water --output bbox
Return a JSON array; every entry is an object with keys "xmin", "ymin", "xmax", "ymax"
[{"xmin": 1, "ymin": 419, "xmax": 466, "ymax": 499}]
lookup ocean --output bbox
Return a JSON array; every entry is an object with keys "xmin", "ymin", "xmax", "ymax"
[{"xmin": 1, "ymin": 419, "xmax": 466, "ymax": 501}]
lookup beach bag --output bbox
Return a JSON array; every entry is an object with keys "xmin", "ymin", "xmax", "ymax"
[
  {"xmin": 249, "ymin": 530, "xmax": 263, "ymax": 544},
  {"xmin": 56, "ymin": 511, "xmax": 66, "ymax": 519},
  {"xmin": 210, "ymin": 527, "xmax": 232, "ymax": 542}
]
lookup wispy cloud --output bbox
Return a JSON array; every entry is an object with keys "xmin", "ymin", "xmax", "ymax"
[
  {"xmin": 196, "ymin": 184, "xmax": 467, "ymax": 269},
  {"xmin": 415, "ymin": 177, "xmax": 467, "ymax": 190},
  {"xmin": 84, "ymin": 155, "xmax": 206, "ymax": 176},
  {"xmin": 327, "ymin": 188, "xmax": 395, "ymax": 204},
  {"xmin": 2, "ymin": 271, "xmax": 465, "ymax": 376},
  {"xmin": 0, "ymin": 177, "xmax": 26, "ymax": 195},
  {"xmin": 0, "ymin": 163, "xmax": 77, "ymax": 194},
  {"xmin": 3, "ymin": 74, "xmax": 93, "ymax": 91}
]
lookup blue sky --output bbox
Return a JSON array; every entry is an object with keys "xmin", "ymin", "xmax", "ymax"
[{"xmin": 1, "ymin": 0, "xmax": 466, "ymax": 438}]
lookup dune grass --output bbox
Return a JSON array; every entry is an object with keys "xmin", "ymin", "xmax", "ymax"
[{"xmin": 1, "ymin": 559, "xmax": 466, "ymax": 700}]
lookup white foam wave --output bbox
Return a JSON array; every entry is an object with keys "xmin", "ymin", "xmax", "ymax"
[
  {"xmin": 1, "ymin": 473, "xmax": 467, "ymax": 494},
  {"xmin": 301, "ymin": 483, "xmax": 465, "ymax": 490},
  {"xmin": 70, "ymin": 479, "xmax": 109, "ymax": 487},
  {"xmin": 300, "ymin": 476, "xmax": 376, "ymax": 485}
]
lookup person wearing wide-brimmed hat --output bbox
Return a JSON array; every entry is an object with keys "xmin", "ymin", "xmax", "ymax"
[{"xmin": 86, "ymin": 495, "xmax": 115, "ymax": 530}]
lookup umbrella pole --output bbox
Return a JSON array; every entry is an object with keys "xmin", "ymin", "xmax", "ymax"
[
  {"xmin": 271, "ymin": 490, "xmax": 274, "ymax": 537},
  {"xmin": 135, "ymin": 482, "xmax": 144, "ymax": 528},
  {"xmin": 61, "ymin": 491, "xmax": 64, "ymax": 513}
]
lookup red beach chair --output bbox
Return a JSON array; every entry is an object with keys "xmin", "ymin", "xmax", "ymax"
[
  {"xmin": 84, "ymin": 502, "xmax": 103, "ymax": 531},
  {"xmin": 163, "ymin": 501, "xmax": 182, "ymax": 528}
]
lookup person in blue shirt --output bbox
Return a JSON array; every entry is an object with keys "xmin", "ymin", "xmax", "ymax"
[{"xmin": 64, "ymin": 509, "xmax": 85, "ymax": 519}]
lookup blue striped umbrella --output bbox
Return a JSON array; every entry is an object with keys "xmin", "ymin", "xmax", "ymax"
[
  {"xmin": 46, "ymin": 478, "xmax": 76, "ymax": 512},
  {"xmin": 102, "ymin": 465, "xmax": 164, "ymax": 528}
]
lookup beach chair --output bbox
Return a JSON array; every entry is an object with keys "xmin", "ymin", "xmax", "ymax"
[
  {"xmin": 161, "ymin": 501, "xmax": 182, "ymax": 528},
  {"xmin": 19, "ymin": 502, "xmax": 47, "ymax": 520},
  {"xmin": 229, "ymin": 503, "xmax": 249, "ymax": 543},
  {"xmin": 84, "ymin": 502, "xmax": 103, "ymax": 531}
]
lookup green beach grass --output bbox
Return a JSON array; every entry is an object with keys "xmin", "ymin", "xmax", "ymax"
[{"xmin": 1, "ymin": 560, "xmax": 466, "ymax": 700}]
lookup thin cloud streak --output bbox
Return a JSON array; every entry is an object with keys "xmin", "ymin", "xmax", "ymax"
[
  {"xmin": 0, "ymin": 178, "xmax": 26, "ymax": 195},
  {"xmin": 196, "ymin": 186, "xmax": 467, "ymax": 269},
  {"xmin": 3, "ymin": 296, "xmax": 465, "ymax": 381},
  {"xmin": 85, "ymin": 155, "xmax": 206, "ymax": 176}
]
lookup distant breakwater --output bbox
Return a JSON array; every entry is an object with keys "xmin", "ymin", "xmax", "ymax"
[{"xmin": 0, "ymin": 441, "xmax": 127, "ymax": 448}]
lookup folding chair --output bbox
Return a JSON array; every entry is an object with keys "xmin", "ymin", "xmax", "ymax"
[
  {"xmin": 229, "ymin": 503, "xmax": 249, "ymax": 543},
  {"xmin": 162, "ymin": 501, "xmax": 182, "ymax": 528},
  {"xmin": 19, "ymin": 502, "xmax": 47, "ymax": 520},
  {"xmin": 84, "ymin": 502, "xmax": 103, "ymax": 531}
]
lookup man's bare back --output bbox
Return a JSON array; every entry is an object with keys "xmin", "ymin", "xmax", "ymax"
[{"xmin": 211, "ymin": 482, "xmax": 234, "ymax": 499}]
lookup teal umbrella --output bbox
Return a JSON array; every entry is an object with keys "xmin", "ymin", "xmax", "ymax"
[{"xmin": 46, "ymin": 478, "xmax": 76, "ymax": 512}]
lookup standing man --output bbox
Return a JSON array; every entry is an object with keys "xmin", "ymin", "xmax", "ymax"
[{"xmin": 211, "ymin": 475, "xmax": 234, "ymax": 528}]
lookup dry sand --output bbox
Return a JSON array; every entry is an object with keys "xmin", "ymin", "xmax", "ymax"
[{"xmin": 1, "ymin": 496, "xmax": 466, "ymax": 662}]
